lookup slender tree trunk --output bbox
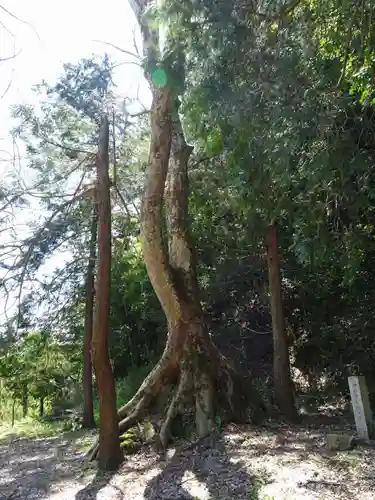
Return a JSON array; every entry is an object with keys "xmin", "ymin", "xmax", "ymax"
[
  {"xmin": 22, "ymin": 383, "xmax": 28, "ymax": 418},
  {"xmin": 266, "ymin": 223, "xmax": 298, "ymax": 421},
  {"xmin": 91, "ymin": 115, "xmax": 123, "ymax": 470},
  {"xmin": 82, "ymin": 203, "xmax": 97, "ymax": 429},
  {"xmin": 11, "ymin": 399, "xmax": 15, "ymax": 426},
  {"xmin": 39, "ymin": 397, "xmax": 44, "ymax": 418}
]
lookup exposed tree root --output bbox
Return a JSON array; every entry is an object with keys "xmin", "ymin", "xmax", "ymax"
[
  {"xmin": 88, "ymin": 337, "xmax": 181, "ymax": 460},
  {"xmin": 88, "ymin": 333, "xmax": 266, "ymax": 462},
  {"xmin": 158, "ymin": 363, "xmax": 192, "ymax": 449}
]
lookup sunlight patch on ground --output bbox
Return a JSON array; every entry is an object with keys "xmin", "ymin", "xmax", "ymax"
[
  {"xmin": 223, "ymin": 432, "xmax": 245, "ymax": 443},
  {"xmin": 181, "ymin": 470, "xmax": 211, "ymax": 500},
  {"xmin": 0, "ymin": 468, "xmax": 12, "ymax": 485},
  {"xmin": 96, "ymin": 484, "xmax": 125, "ymax": 499},
  {"xmin": 42, "ymin": 484, "xmax": 85, "ymax": 500},
  {"xmin": 255, "ymin": 461, "xmax": 322, "ymax": 500},
  {"xmin": 14, "ymin": 453, "xmax": 54, "ymax": 464},
  {"xmin": 166, "ymin": 447, "xmax": 176, "ymax": 459}
]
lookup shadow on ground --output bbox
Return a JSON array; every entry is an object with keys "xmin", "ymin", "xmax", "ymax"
[
  {"xmin": 2, "ymin": 412, "xmax": 375, "ymax": 500},
  {"xmin": 75, "ymin": 469, "xmax": 119, "ymax": 500},
  {"xmin": 228, "ymin": 414, "xmax": 375, "ymax": 499},
  {"xmin": 142, "ymin": 433, "xmax": 270, "ymax": 500},
  {"xmin": 0, "ymin": 435, "xmax": 87, "ymax": 500}
]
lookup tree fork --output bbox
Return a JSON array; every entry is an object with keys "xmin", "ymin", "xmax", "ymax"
[{"xmin": 88, "ymin": 0, "xmax": 267, "ymax": 461}]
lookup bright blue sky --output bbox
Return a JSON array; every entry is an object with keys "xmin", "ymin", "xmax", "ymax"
[{"xmin": 0, "ymin": 0, "xmax": 151, "ymax": 324}]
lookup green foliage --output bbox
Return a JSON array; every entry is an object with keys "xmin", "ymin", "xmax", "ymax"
[
  {"xmin": 0, "ymin": 331, "xmax": 77, "ymax": 422},
  {"xmin": 119, "ymin": 427, "xmax": 143, "ymax": 454},
  {"xmin": 109, "ymin": 243, "xmax": 164, "ymax": 376},
  {"xmin": 115, "ymin": 365, "xmax": 153, "ymax": 407},
  {"xmin": 48, "ymin": 55, "xmax": 114, "ymax": 122}
]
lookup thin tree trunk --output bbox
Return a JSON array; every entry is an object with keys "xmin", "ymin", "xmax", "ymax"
[
  {"xmin": 39, "ymin": 397, "xmax": 44, "ymax": 418},
  {"xmin": 91, "ymin": 115, "xmax": 122, "ymax": 470},
  {"xmin": 266, "ymin": 223, "xmax": 298, "ymax": 421},
  {"xmin": 11, "ymin": 399, "xmax": 15, "ymax": 426},
  {"xmin": 82, "ymin": 203, "xmax": 97, "ymax": 429},
  {"xmin": 22, "ymin": 383, "xmax": 28, "ymax": 418}
]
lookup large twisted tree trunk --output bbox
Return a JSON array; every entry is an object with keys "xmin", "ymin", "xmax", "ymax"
[{"xmin": 89, "ymin": 0, "xmax": 265, "ymax": 461}]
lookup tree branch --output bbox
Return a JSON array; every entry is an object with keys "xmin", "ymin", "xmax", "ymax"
[
  {"xmin": 337, "ymin": 14, "xmax": 355, "ymax": 87},
  {"xmin": 41, "ymin": 138, "xmax": 94, "ymax": 156},
  {"xmin": 92, "ymin": 40, "xmax": 142, "ymax": 61},
  {"xmin": 0, "ymin": 4, "xmax": 41, "ymax": 41},
  {"xmin": 254, "ymin": 0, "xmax": 304, "ymax": 20},
  {"xmin": 0, "ymin": 49, "xmax": 21, "ymax": 62}
]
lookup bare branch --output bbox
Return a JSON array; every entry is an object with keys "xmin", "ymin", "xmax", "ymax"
[
  {"xmin": 111, "ymin": 60, "xmax": 141, "ymax": 69},
  {"xmin": 129, "ymin": 109, "xmax": 150, "ymax": 118},
  {"xmin": 0, "ymin": 4, "xmax": 41, "ymax": 41},
  {"xmin": 0, "ymin": 73, "xmax": 13, "ymax": 100},
  {"xmin": 92, "ymin": 39, "xmax": 142, "ymax": 61},
  {"xmin": 0, "ymin": 48, "xmax": 21, "ymax": 62},
  {"xmin": 132, "ymin": 25, "xmax": 141, "ymax": 58},
  {"xmin": 1, "ymin": 172, "xmax": 88, "ymax": 273},
  {"xmin": 114, "ymin": 185, "xmax": 131, "ymax": 217},
  {"xmin": 0, "ymin": 18, "xmax": 15, "ymax": 37},
  {"xmin": 42, "ymin": 138, "xmax": 94, "ymax": 156},
  {"xmin": 6, "ymin": 155, "xmax": 94, "ymax": 206}
]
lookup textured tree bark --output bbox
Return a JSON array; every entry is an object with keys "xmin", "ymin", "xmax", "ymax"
[
  {"xmin": 266, "ymin": 223, "xmax": 298, "ymax": 421},
  {"xmin": 165, "ymin": 110, "xmax": 214, "ymax": 440},
  {"xmin": 88, "ymin": 0, "xmax": 265, "ymax": 461},
  {"xmin": 91, "ymin": 115, "xmax": 123, "ymax": 470},
  {"xmin": 91, "ymin": 91, "xmax": 264, "ymax": 452},
  {"xmin": 82, "ymin": 203, "xmax": 97, "ymax": 429}
]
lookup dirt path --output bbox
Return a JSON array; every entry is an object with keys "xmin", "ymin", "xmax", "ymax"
[{"xmin": 1, "ymin": 418, "xmax": 375, "ymax": 499}]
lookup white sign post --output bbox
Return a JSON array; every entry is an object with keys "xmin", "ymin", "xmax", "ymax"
[{"xmin": 348, "ymin": 376, "xmax": 373, "ymax": 440}]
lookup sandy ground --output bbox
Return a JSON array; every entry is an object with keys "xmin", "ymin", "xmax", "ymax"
[{"xmin": 1, "ymin": 416, "xmax": 375, "ymax": 500}]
